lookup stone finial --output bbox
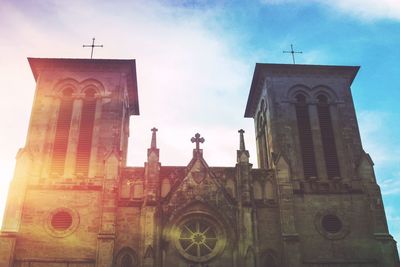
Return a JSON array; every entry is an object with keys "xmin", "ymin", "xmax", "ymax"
[
  {"xmin": 151, "ymin": 127, "xmax": 158, "ymax": 149},
  {"xmin": 238, "ymin": 129, "xmax": 246, "ymax": 151}
]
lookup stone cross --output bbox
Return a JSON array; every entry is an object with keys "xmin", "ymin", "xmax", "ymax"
[
  {"xmin": 83, "ymin": 37, "xmax": 103, "ymax": 59},
  {"xmin": 191, "ymin": 133, "xmax": 205, "ymax": 150},
  {"xmin": 283, "ymin": 44, "xmax": 302, "ymax": 64},
  {"xmin": 151, "ymin": 127, "xmax": 158, "ymax": 149}
]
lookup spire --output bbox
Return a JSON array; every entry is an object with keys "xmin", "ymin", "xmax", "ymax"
[
  {"xmin": 151, "ymin": 127, "xmax": 158, "ymax": 149},
  {"xmin": 147, "ymin": 127, "xmax": 160, "ymax": 159},
  {"xmin": 237, "ymin": 129, "xmax": 249, "ymax": 163},
  {"xmin": 238, "ymin": 129, "xmax": 246, "ymax": 151}
]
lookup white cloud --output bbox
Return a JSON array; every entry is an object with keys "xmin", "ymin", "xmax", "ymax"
[
  {"xmin": 380, "ymin": 175, "xmax": 400, "ymax": 196},
  {"xmin": 358, "ymin": 110, "xmax": 400, "ymax": 166},
  {"xmin": 260, "ymin": 0, "xmax": 400, "ymax": 21}
]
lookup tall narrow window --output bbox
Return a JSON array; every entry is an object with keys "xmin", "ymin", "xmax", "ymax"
[
  {"xmin": 317, "ymin": 95, "xmax": 340, "ymax": 178},
  {"xmin": 75, "ymin": 89, "xmax": 97, "ymax": 176},
  {"xmin": 295, "ymin": 94, "xmax": 317, "ymax": 178},
  {"xmin": 51, "ymin": 88, "xmax": 74, "ymax": 175},
  {"xmin": 257, "ymin": 112, "xmax": 268, "ymax": 169}
]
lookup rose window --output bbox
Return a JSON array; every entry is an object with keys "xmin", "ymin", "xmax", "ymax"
[{"xmin": 175, "ymin": 216, "xmax": 225, "ymax": 262}]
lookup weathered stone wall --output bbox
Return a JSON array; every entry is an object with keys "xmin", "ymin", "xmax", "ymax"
[
  {"xmin": 13, "ymin": 188, "xmax": 101, "ymax": 263},
  {"xmin": 293, "ymin": 194, "xmax": 379, "ymax": 263}
]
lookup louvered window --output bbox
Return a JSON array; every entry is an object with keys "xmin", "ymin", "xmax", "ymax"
[
  {"xmin": 295, "ymin": 94, "xmax": 317, "ymax": 178},
  {"xmin": 76, "ymin": 89, "xmax": 96, "ymax": 176},
  {"xmin": 51, "ymin": 88, "xmax": 74, "ymax": 175},
  {"xmin": 317, "ymin": 95, "xmax": 340, "ymax": 178},
  {"xmin": 51, "ymin": 211, "xmax": 72, "ymax": 230}
]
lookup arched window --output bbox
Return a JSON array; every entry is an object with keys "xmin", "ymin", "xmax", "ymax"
[
  {"xmin": 253, "ymin": 180, "xmax": 262, "ymax": 199},
  {"xmin": 115, "ymin": 247, "xmax": 137, "ymax": 267},
  {"xmin": 226, "ymin": 179, "xmax": 236, "ymax": 198},
  {"xmin": 51, "ymin": 88, "xmax": 74, "ymax": 175},
  {"xmin": 295, "ymin": 94, "xmax": 317, "ymax": 178},
  {"xmin": 121, "ymin": 254, "xmax": 134, "ymax": 267},
  {"xmin": 257, "ymin": 111, "xmax": 268, "ymax": 169},
  {"xmin": 75, "ymin": 88, "xmax": 97, "ymax": 176},
  {"xmin": 317, "ymin": 95, "xmax": 340, "ymax": 178}
]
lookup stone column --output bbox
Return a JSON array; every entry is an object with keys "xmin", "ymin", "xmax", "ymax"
[
  {"xmin": 235, "ymin": 130, "xmax": 255, "ymax": 266},
  {"xmin": 275, "ymin": 156, "xmax": 302, "ymax": 267},
  {"xmin": 308, "ymin": 104, "xmax": 327, "ymax": 181},
  {"xmin": 96, "ymin": 152, "xmax": 119, "ymax": 267}
]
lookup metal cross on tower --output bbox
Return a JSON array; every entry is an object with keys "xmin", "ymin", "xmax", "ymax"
[
  {"xmin": 191, "ymin": 133, "xmax": 205, "ymax": 150},
  {"xmin": 283, "ymin": 44, "xmax": 303, "ymax": 64},
  {"xmin": 83, "ymin": 38, "xmax": 103, "ymax": 59}
]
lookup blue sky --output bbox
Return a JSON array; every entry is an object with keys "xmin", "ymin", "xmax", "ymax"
[{"xmin": 0, "ymin": 0, "xmax": 399, "ymax": 248}]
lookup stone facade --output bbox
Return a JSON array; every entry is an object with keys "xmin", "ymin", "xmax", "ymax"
[{"xmin": 0, "ymin": 59, "xmax": 398, "ymax": 267}]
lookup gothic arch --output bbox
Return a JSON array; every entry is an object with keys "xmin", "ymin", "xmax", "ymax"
[
  {"xmin": 245, "ymin": 246, "xmax": 256, "ymax": 267},
  {"xmin": 115, "ymin": 247, "xmax": 138, "ymax": 267},
  {"xmin": 226, "ymin": 178, "xmax": 236, "ymax": 198},
  {"xmin": 260, "ymin": 249, "xmax": 278, "ymax": 267}
]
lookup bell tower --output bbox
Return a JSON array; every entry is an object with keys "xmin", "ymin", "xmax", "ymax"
[
  {"xmin": 245, "ymin": 63, "xmax": 399, "ymax": 266},
  {"xmin": 25, "ymin": 58, "xmax": 139, "ymax": 180},
  {"xmin": 0, "ymin": 58, "xmax": 139, "ymax": 267},
  {"xmin": 245, "ymin": 63, "xmax": 361, "ymax": 180}
]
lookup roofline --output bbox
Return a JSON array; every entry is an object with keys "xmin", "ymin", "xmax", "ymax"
[
  {"xmin": 244, "ymin": 63, "xmax": 360, "ymax": 118},
  {"xmin": 27, "ymin": 57, "xmax": 139, "ymax": 115}
]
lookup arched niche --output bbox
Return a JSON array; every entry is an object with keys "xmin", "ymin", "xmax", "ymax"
[
  {"xmin": 226, "ymin": 178, "xmax": 236, "ymax": 198},
  {"xmin": 265, "ymin": 180, "xmax": 275, "ymax": 200},
  {"xmin": 253, "ymin": 180, "xmax": 263, "ymax": 200},
  {"xmin": 161, "ymin": 178, "xmax": 171, "ymax": 197},
  {"xmin": 133, "ymin": 181, "xmax": 143, "ymax": 198},
  {"xmin": 115, "ymin": 247, "xmax": 138, "ymax": 267}
]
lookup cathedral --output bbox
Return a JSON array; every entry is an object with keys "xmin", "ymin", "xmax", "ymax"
[{"xmin": 0, "ymin": 57, "xmax": 399, "ymax": 267}]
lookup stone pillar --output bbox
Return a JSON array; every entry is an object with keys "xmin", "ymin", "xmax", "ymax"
[
  {"xmin": 96, "ymin": 152, "xmax": 119, "ymax": 267},
  {"xmin": 274, "ymin": 155, "xmax": 302, "ymax": 267},
  {"xmin": 89, "ymin": 97, "xmax": 103, "ymax": 178},
  {"xmin": 236, "ymin": 130, "xmax": 255, "ymax": 266},
  {"xmin": 308, "ymin": 104, "xmax": 327, "ymax": 180},
  {"xmin": 142, "ymin": 128, "xmax": 161, "ymax": 267}
]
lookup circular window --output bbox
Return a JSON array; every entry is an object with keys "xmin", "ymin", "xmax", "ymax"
[
  {"xmin": 174, "ymin": 215, "xmax": 226, "ymax": 262},
  {"xmin": 44, "ymin": 208, "xmax": 79, "ymax": 237},
  {"xmin": 314, "ymin": 210, "xmax": 349, "ymax": 240},
  {"xmin": 321, "ymin": 214, "xmax": 342, "ymax": 233},
  {"xmin": 51, "ymin": 211, "xmax": 73, "ymax": 230}
]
